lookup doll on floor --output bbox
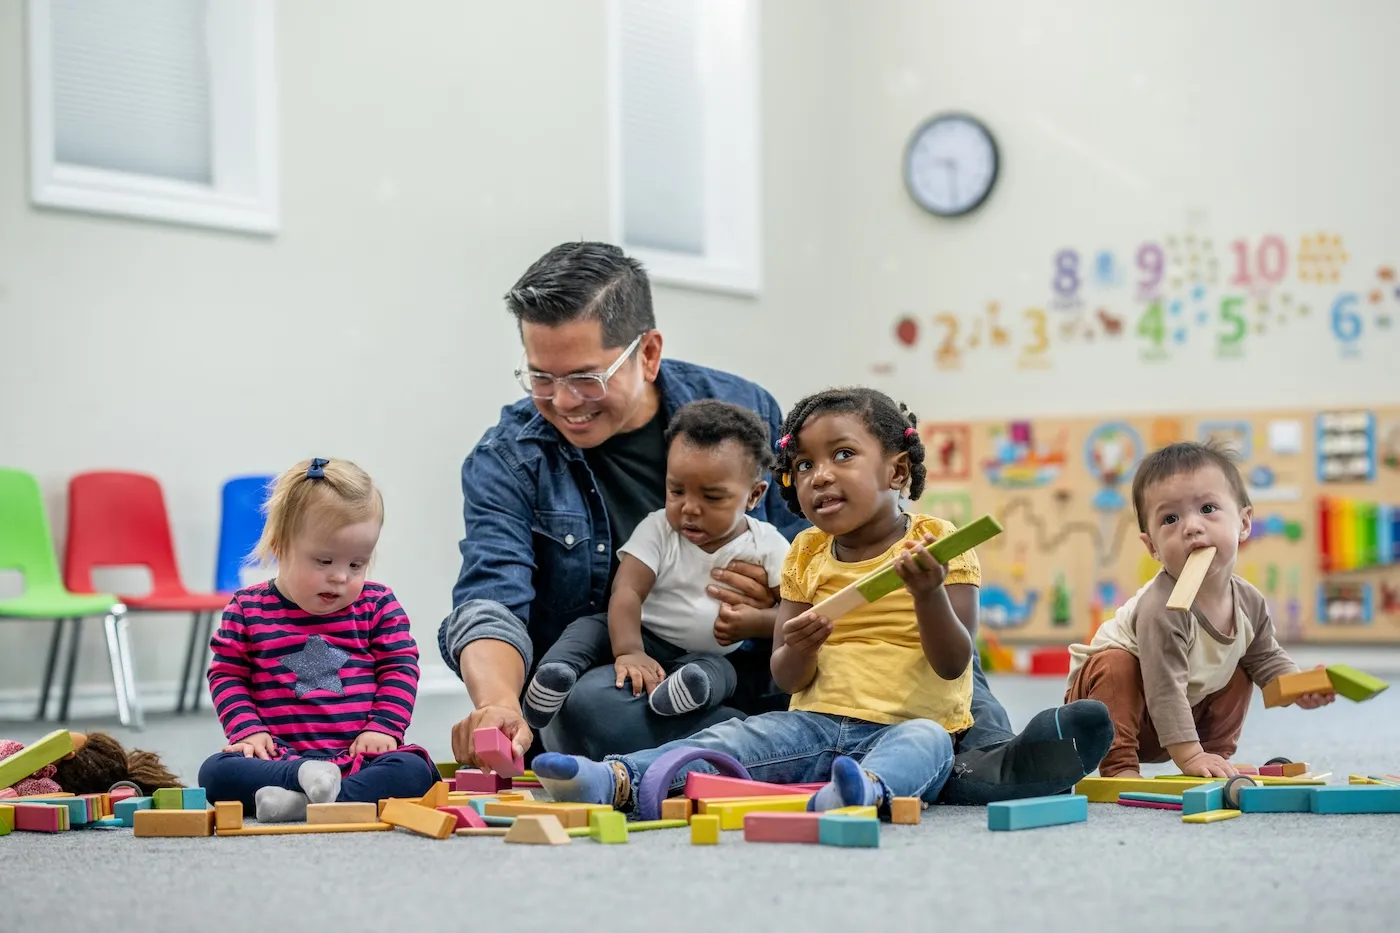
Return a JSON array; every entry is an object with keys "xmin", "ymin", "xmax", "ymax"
[{"xmin": 0, "ymin": 732, "xmax": 183, "ymax": 797}]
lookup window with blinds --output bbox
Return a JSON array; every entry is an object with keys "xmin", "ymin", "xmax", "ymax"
[
  {"xmin": 609, "ymin": 0, "xmax": 761, "ymax": 295},
  {"xmin": 26, "ymin": 0, "xmax": 279, "ymax": 234}
]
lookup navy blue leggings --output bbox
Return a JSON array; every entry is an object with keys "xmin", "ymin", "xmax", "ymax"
[{"xmin": 197, "ymin": 751, "xmax": 438, "ymax": 812}]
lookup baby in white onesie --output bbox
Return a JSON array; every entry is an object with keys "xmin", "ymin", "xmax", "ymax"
[{"xmin": 524, "ymin": 400, "xmax": 791, "ymax": 727}]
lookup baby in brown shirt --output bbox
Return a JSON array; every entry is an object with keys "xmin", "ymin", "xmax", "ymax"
[{"xmin": 1065, "ymin": 440, "xmax": 1334, "ymax": 778}]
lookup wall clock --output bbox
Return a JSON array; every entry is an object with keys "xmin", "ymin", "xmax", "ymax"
[{"xmin": 903, "ymin": 113, "xmax": 1000, "ymax": 217}]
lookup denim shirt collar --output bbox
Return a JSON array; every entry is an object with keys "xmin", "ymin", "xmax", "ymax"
[{"xmin": 513, "ymin": 358, "xmax": 694, "ymax": 455}]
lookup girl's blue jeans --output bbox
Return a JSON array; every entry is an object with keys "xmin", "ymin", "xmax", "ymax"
[{"xmin": 606, "ymin": 710, "xmax": 954, "ymax": 817}]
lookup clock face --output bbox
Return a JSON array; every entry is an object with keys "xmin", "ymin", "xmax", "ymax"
[{"xmin": 904, "ymin": 114, "xmax": 1000, "ymax": 217}]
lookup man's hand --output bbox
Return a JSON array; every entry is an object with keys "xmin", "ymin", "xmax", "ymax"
[
  {"xmin": 615, "ymin": 652, "xmax": 665, "ymax": 696},
  {"xmin": 708, "ymin": 560, "xmax": 776, "ymax": 611},
  {"xmin": 781, "ymin": 609, "xmax": 833, "ymax": 655},
  {"xmin": 223, "ymin": 731, "xmax": 277, "ymax": 760},
  {"xmin": 349, "ymin": 731, "xmax": 398, "ymax": 757},
  {"xmin": 1177, "ymin": 750, "xmax": 1237, "ymax": 778},
  {"xmin": 451, "ymin": 704, "xmax": 532, "ymax": 769}
]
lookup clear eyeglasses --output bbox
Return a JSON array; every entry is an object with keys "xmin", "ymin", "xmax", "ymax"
[{"xmin": 514, "ymin": 332, "xmax": 644, "ymax": 401}]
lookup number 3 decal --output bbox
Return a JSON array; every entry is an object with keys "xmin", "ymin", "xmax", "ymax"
[{"xmin": 1022, "ymin": 308, "xmax": 1049, "ymax": 355}]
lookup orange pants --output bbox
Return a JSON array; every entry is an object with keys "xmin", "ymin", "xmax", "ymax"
[{"xmin": 1064, "ymin": 648, "xmax": 1253, "ymax": 777}]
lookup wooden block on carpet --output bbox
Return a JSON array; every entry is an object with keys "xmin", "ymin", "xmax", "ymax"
[
  {"xmin": 988, "ymin": 794, "xmax": 1087, "ymax": 831},
  {"xmin": 504, "ymin": 814, "xmax": 570, "ymax": 845},
  {"xmin": 0, "ymin": 730, "xmax": 73, "ymax": 791},
  {"xmin": 472, "ymin": 727, "xmax": 524, "ymax": 777},
  {"xmin": 380, "ymin": 799, "xmax": 455, "ymax": 839},
  {"xmin": 1182, "ymin": 809, "xmax": 1241, "ymax": 823},
  {"xmin": 215, "ymin": 801, "xmax": 243, "ymax": 831},
  {"xmin": 891, "ymin": 797, "xmax": 921, "ymax": 824},
  {"xmin": 743, "ymin": 811, "xmax": 819, "ymax": 844},
  {"xmin": 662, "ymin": 797, "xmax": 693, "ymax": 822},
  {"xmin": 134, "ymin": 808, "xmax": 214, "ymax": 837}
]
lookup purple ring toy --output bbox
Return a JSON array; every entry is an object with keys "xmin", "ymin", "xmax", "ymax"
[{"xmin": 636, "ymin": 746, "xmax": 751, "ymax": 821}]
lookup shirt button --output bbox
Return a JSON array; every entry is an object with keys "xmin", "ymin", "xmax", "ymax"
[
  {"xmin": 564, "ymin": 534, "xmax": 575, "ymax": 546},
  {"xmin": 596, "ymin": 544, "xmax": 605, "ymax": 553}
]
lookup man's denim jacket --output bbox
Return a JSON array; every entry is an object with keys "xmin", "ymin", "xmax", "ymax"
[{"xmin": 437, "ymin": 358, "xmax": 810, "ymax": 679}]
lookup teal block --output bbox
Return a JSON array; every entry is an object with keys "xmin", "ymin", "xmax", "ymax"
[
  {"xmin": 153, "ymin": 787, "xmax": 183, "ymax": 810},
  {"xmin": 466, "ymin": 798, "xmax": 495, "ymax": 817},
  {"xmin": 37, "ymin": 797, "xmax": 89, "ymax": 825},
  {"xmin": 818, "ymin": 814, "xmax": 880, "ymax": 847},
  {"xmin": 987, "ymin": 794, "xmax": 1087, "ymax": 831},
  {"xmin": 114, "ymin": 796, "xmax": 152, "ymax": 827},
  {"xmin": 482, "ymin": 814, "xmax": 515, "ymax": 826},
  {"xmin": 1181, "ymin": 783, "xmax": 1224, "ymax": 815},
  {"xmin": 89, "ymin": 817, "xmax": 125, "ymax": 829},
  {"xmin": 182, "ymin": 787, "xmax": 207, "ymax": 810},
  {"xmin": 1311, "ymin": 786, "xmax": 1400, "ymax": 814},
  {"xmin": 1118, "ymin": 792, "xmax": 1184, "ymax": 805},
  {"xmin": 1237, "ymin": 785, "xmax": 1317, "ymax": 813}
]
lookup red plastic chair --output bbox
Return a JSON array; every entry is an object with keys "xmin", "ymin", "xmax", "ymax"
[{"xmin": 63, "ymin": 471, "xmax": 230, "ymax": 714}]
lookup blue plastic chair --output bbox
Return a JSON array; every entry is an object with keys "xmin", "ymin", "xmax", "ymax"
[{"xmin": 179, "ymin": 475, "xmax": 272, "ymax": 712}]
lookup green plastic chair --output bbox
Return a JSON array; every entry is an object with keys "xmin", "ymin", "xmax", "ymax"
[{"xmin": 0, "ymin": 467, "xmax": 143, "ymax": 729}]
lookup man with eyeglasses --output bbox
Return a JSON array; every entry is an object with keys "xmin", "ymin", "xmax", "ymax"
[
  {"xmin": 439, "ymin": 242, "xmax": 807, "ymax": 770},
  {"xmin": 440, "ymin": 241, "xmax": 1112, "ymax": 804}
]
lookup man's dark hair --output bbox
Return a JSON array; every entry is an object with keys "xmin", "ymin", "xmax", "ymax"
[
  {"xmin": 665, "ymin": 400, "xmax": 775, "ymax": 478},
  {"xmin": 505, "ymin": 242, "xmax": 655, "ymax": 348},
  {"xmin": 1131, "ymin": 440, "xmax": 1252, "ymax": 532}
]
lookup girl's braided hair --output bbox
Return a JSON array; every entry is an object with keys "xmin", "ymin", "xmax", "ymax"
[{"xmin": 772, "ymin": 387, "xmax": 926, "ymax": 516}]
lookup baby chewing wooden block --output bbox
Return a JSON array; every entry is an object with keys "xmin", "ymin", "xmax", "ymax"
[{"xmin": 1166, "ymin": 546, "xmax": 1216, "ymax": 610}]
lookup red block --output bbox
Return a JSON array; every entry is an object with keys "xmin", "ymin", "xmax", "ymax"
[
  {"xmin": 743, "ymin": 811, "xmax": 821, "ymax": 844},
  {"xmin": 453, "ymin": 770, "xmax": 512, "ymax": 793},
  {"xmin": 12, "ymin": 803, "xmax": 66, "ymax": 832},
  {"xmin": 1029, "ymin": 647, "xmax": 1071, "ymax": 676},
  {"xmin": 437, "ymin": 805, "xmax": 488, "ymax": 830},
  {"xmin": 1259, "ymin": 765, "xmax": 1285, "ymax": 777},
  {"xmin": 472, "ymin": 727, "xmax": 524, "ymax": 777},
  {"xmin": 684, "ymin": 772, "xmax": 825, "ymax": 800}
]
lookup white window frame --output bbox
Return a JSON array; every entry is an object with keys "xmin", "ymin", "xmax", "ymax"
[
  {"xmin": 607, "ymin": 0, "xmax": 762, "ymax": 296},
  {"xmin": 26, "ymin": 0, "xmax": 280, "ymax": 235}
]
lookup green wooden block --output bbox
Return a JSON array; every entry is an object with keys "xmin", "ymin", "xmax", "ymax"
[
  {"xmin": 818, "ymin": 814, "xmax": 880, "ymax": 848},
  {"xmin": 1181, "ymin": 783, "xmax": 1224, "ymax": 815},
  {"xmin": 0, "ymin": 804, "xmax": 13, "ymax": 836},
  {"xmin": 436, "ymin": 761, "xmax": 461, "ymax": 779},
  {"xmin": 0, "ymin": 730, "xmax": 73, "ymax": 791},
  {"xmin": 855, "ymin": 516, "xmax": 1003, "ymax": 603},
  {"xmin": 589, "ymin": 809, "xmax": 628, "ymax": 843},
  {"xmin": 1326, "ymin": 664, "xmax": 1389, "ymax": 702},
  {"xmin": 153, "ymin": 787, "xmax": 184, "ymax": 810}
]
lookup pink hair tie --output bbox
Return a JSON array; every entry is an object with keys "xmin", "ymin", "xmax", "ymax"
[
  {"xmin": 904, "ymin": 427, "xmax": 917, "ymax": 438},
  {"xmin": 778, "ymin": 434, "xmax": 791, "ymax": 449}
]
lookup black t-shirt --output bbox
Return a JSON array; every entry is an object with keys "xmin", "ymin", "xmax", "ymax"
[{"xmin": 583, "ymin": 409, "xmax": 668, "ymax": 585}]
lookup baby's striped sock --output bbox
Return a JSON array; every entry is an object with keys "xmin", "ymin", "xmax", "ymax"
[
  {"xmin": 523, "ymin": 662, "xmax": 577, "ymax": 730},
  {"xmin": 648, "ymin": 664, "xmax": 713, "ymax": 717}
]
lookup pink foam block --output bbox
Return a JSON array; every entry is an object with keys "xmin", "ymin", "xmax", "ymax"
[
  {"xmin": 453, "ymin": 769, "xmax": 512, "ymax": 793},
  {"xmin": 108, "ymin": 786, "xmax": 138, "ymax": 803},
  {"xmin": 12, "ymin": 803, "xmax": 65, "ymax": 832},
  {"xmin": 472, "ymin": 727, "xmax": 524, "ymax": 777},
  {"xmin": 1259, "ymin": 765, "xmax": 1285, "ymax": 777},
  {"xmin": 0, "ymin": 787, "xmax": 16, "ymax": 799},
  {"xmin": 437, "ymin": 805, "xmax": 488, "ymax": 829},
  {"xmin": 684, "ymin": 773, "xmax": 826, "ymax": 800},
  {"xmin": 743, "ymin": 811, "xmax": 822, "ymax": 844},
  {"xmin": 1117, "ymin": 798, "xmax": 1183, "ymax": 811}
]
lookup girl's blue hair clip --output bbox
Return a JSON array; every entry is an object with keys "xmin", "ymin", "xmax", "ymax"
[{"xmin": 307, "ymin": 458, "xmax": 329, "ymax": 479}]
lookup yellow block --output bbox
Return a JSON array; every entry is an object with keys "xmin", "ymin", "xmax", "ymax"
[
  {"xmin": 827, "ymin": 805, "xmax": 878, "ymax": 819},
  {"xmin": 1182, "ymin": 809, "xmax": 1242, "ymax": 824},
  {"xmin": 219, "ymin": 821, "xmax": 394, "ymax": 836},
  {"xmin": 1074, "ymin": 776, "xmax": 1215, "ymax": 803},
  {"xmin": 482, "ymin": 801, "xmax": 612, "ymax": 829},
  {"xmin": 701, "ymin": 796, "xmax": 812, "ymax": 830},
  {"xmin": 690, "ymin": 814, "xmax": 721, "ymax": 845},
  {"xmin": 695, "ymin": 794, "xmax": 811, "ymax": 813}
]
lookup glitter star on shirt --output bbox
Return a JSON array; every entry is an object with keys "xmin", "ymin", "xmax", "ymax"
[{"xmin": 281, "ymin": 635, "xmax": 350, "ymax": 698}]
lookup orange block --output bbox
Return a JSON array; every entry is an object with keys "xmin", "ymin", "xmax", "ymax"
[
  {"xmin": 891, "ymin": 797, "xmax": 921, "ymax": 825},
  {"xmin": 380, "ymin": 799, "xmax": 455, "ymax": 839},
  {"xmin": 1263, "ymin": 669, "xmax": 1336, "ymax": 708},
  {"xmin": 133, "ymin": 808, "xmax": 215, "ymax": 838},
  {"xmin": 661, "ymin": 797, "xmax": 693, "ymax": 822}
]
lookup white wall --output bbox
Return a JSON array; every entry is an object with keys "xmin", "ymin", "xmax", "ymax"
[{"xmin": 0, "ymin": 0, "xmax": 839, "ymax": 710}]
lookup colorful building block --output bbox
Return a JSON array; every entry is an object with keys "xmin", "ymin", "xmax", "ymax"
[
  {"xmin": 89, "ymin": 817, "xmax": 124, "ymax": 829},
  {"xmin": 690, "ymin": 813, "xmax": 720, "ymax": 845},
  {"xmin": 622, "ymin": 819, "xmax": 687, "ymax": 831},
  {"xmin": 743, "ymin": 811, "xmax": 821, "ymax": 844},
  {"xmin": 1118, "ymin": 792, "xmax": 1185, "ymax": 806},
  {"xmin": 220, "ymin": 821, "xmax": 394, "ymax": 836},
  {"xmin": 215, "ymin": 801, "xmax": 243, "ymax": 831},
  {"xmin": 1181, "ymin": 809, "xmax": 1241, "ymax": 823},
  {"xmin": 436, "ymin": 761, "xmax": 461, "ymax": 779},
  {"xmin": 697, "ymin": 795, "xmax": 812, "ymax": 829},
  {"xmin": 482, "ymin": 801, "xmax": 610, "ymax": 829},
  {"xmin": 1237, "ymin": 786, "xmax": 1318, "ymax": 813},
  {"xmin": 661, "ymin": 797, "xmax": 693, "ymax": 822},
  {"xmin": 1262, "ymin": 668, "xmax": 1335, "ymax": 708},
  {"xmin": 1075, "ymin": 776, "xmax": 1210, "ymax": 802},
  {"xmin": 182, "ymin": 787, "xmax": 207, "ymax": 810},
  {"xmin": 988, "ymin": 794, "xmax": 1088, "ymax": 831},
  {"xmin": 12, "ymin": 803, "xmax": 67, "ymax": 832},
  {"xmin": 153, "ymin": 787, "xmax": 184, "ymax": 810},
  {"xmin": 504, "ymin": 814, "xmax": 570, "ymax": 845},
  {"xmin": 1311, "ymin": 786, "xmax": 1400, "ymax": 814},
  {"xmin": 307, "ymin": 802, "xmax": 379, "ymax": 824},
  {"xmin": 683, "ymin": 772, "xmax": 825, "ymax": 799},
  {"xmin": 818, "ymin": 813, "xmax": 879, "ymax": 847},
  {"xmin": 0, "ymin": 804, "xmax": 12, "ymax": 835},
  {"xmin": 0, "ymin": 730, "xmax": 73, "ymax": 791},
  {"xmin": 1325, "ymin": 664, "xmax": 1389, "ymax": 702},
  {"xmin": 453, "ymin": 769, "xmax": 511, "ymax": 794},
  {"xmin": 590, "ymin": 809, "xmax": 628, "ymax": 843},
  {"xmin": 472, "ymin": 727, "xmax": 524, "ymax": 777},
  {"xmin": 133, "ymin": 808, "xmax": 214, "ymax": 837},
  {"xmin": 891, "ymin": 797, "xmax": 921, "ymax": 824},
  {"xmin": 828, "ymin": 805, "xmax": 878, "ymax": 819},
  {"xmin": 380, "ymin": 799, "xmax": 456, "ymax": 839},
  {"xmin": 115, "ymin": 796, "xmax": 152, "ymax": 826},
  {"xmin": 1118, "ymin": 798, "xmax": 1182, "ymax": 811},
  {"xmin": 436, "ymin": 805, "xmax": 488, "ymax": 830},
  {"xmin": 1181, "ymin": 783, "xmax": 1225, "ymax": 815},
  {"xmin": 37, "ymin": 796, "xmax": 89, "ymax": 825}
]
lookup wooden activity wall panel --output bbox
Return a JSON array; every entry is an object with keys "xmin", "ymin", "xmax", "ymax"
[{"xmin": 914, "ymin": 407, "xmax": 1400, "ymax": 645}]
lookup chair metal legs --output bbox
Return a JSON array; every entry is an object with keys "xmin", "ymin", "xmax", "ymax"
[
  {"xmin": 191, "ymin": 610, "xmax": 215, "ymax": 712},
  {"xmin": 57, "ymin": 617, "xmax": 82, "ymax": 722},
  {"xmin": 36, "ymin": 618, "xmax": 66, "ymax": 720},
  {"xmin": 102, "ymin": 607, "xmax": 143, "ymax": 730}
]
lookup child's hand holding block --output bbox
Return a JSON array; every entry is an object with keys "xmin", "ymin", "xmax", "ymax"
[
  {"xmin": 473, "ymin": 726, "xmax": 525, "ymax": 777},
  {"xmin": 1262, "ymin": 668, "xmax": 1336, "ymax": 708}
]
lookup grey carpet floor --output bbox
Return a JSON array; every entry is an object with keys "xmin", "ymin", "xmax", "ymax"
[{"xmin": 5, "ymin": 669, "xmax": 1399, "ymax": 933}]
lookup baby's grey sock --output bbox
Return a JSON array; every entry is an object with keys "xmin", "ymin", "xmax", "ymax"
[
  {"xmin": 298, "ymin": 760, "xmax": 342, "ymax": 804},
  {"xmin": 255, "ymin": 786, "xmax": 308, "ymax": 823}
]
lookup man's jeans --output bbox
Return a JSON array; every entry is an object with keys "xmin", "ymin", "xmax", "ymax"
[{"xmin": 607, "ymin": 710, "xmax": 956, "ymax": 814}]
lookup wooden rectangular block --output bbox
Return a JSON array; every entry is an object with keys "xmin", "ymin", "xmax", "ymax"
[
  {"xmin": 625, "ymin": 819, "xmax": 687, "ymax": 832},
  {"xmin": 988, "ymin": 794, "xmax": 1087, "ymax": 831},
  {"xmin": 182, "ymin": 787, "xmax": 207, "ymax": 810},
  {"xmin": 590, "ymin": 809, "xmax": 628, "ymax": 843},
  {"xmin": 828, "ymin": 805, "xmax": 878, "ymax": 819},
  {"xmin": 38, "ymin": 797, "xmax": 89, "ymax": 825},
  {"xmin": 1262, "ymin": 668, "xmax": 1336, "ymax": 708},
  {"xmin": 1258, "ymin": 765, "xmax": 1285, "ymax": 777},
  {"xmin": 1118, "ymin": 798, "xmax": 1182, "ymax": 811},
  {"xmin": 304, "ymin": 802, "xmax": 378, "ymax": 824},
  {"xmin": 472, "ymin": 726, "xmax": 524, "ymax": 777},
  {"xmin": 115, "ymin": 796, "xmax": 152, "ymax": 826},
  {"xmin": 0, "ymin": 730, "xmax": 73, "ymax": 791},
  {"xmin": 12, "ymin": 803, "xmax": 67, "ymax": 832},
  {"xmin": 109, "ymin": 786, "xmax": 138, "ymax": 804},
  {"xmin": 661, "ymin": 797, "xmax": 693, "ymax": 822},
  {"xmin": 436, "ymin": 805, "xmax": 488, "ymax": 830},
  {"xmin": 1181, "ymin": 783, "xmax": 1225, "ymax": 815},
  {"xmin": 1166, "ymin": 546, "xmax": 1216, "ymax": 609},
  {"xmin": 89, "ymin": 817, "xmax": 125, "ymax": 829},
  {"xmin": 891, "ymin": 797, "xmax": 921, "ymax": 824},
  {"xmin": 1311, "ymin": 786, "xmax": 1400, "ymax": 814},
  {"xmin": 455, "ymin": 827, "xmax": 510, "ymax": 837},
  {"xmin": 742, "ymin": 811, "xmax": 820, "ymax": 844},
  {"xmin": 683, "ymin": 772, "xmax": 825, "ymax": 800},
  {"xmin": 219, "ymin": 821, "xmax": 394, "ymax": 836},
  {"xmin": 0, "ymin": 804, "xmax": 12, "ymax": 836},
  {"xmin": 133, "ymin": 808, "xmax": 214, "ymax": 837},
  {"xmin": 689, "ymin": 813, "xmax": 720, "ymax": 844},
  {"xmin": 453, "ymin": 769, "xmax": 512, "ymax": 794},
  {"xmin": 504, "ymin": 814, "xmax": 570, "ymax": 845},
  {"xmin": 417, "ymin": 781, "xmax": 450, "ymax": 809},
  {"xmin": 153, "ymin": 787, "xmax": 185, "ymax": 810},
  {"xmin": 1237, "ymin": 786, "xmax": 1317, "ymax": 813},
  {"xmin": 1325, "ymin": 664, "xmax": 1389, "ymax": 702},
  {"xmin": 1074, "ymin": 776, "xmax": 1209, "ymax": 803},
  {"xmin": 1118, "ymin": 792, "xmax": 1186, "ymax": 805},
  {"xmin": 380, "ymin": 799, "xmax": 456, "ymax": 839},
  {"xmin": 701, "ymin": 796, "xmax": 813, "ymax": 830},
  {"xmin": 818, "ymin": 813, "xmax": 879, "ymax": 847},
  {"xmin": 1182, "ymin": 808, "xmax": 1241, "ymax": 823},
  {"xmin": 436, "ymin": 761, "xmax": 461, "ymax": 779},
  {"xmin": 215, "ymin": 801, "xmax": 243, "ymax": 831},
  {"xmin": 482, "ymin": 801, "xmax": 610, "ymax": 829}
]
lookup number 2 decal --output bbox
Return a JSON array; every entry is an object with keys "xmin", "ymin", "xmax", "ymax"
[{"xmin": 934, "ymin": 313, "xmax": 961, "ymax": 368}]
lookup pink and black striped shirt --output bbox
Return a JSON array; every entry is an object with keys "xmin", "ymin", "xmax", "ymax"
[{"xmin": 208, "ymin": 581, "xmax": 421, "ymax": 753}]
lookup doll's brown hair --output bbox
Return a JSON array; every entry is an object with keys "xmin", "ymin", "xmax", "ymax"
[{"xmin": 52, "ymin": 733, "xmax": 183, "ymax": 796}]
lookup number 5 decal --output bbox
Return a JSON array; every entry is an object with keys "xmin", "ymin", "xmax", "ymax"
[{"xmin": 1218, "ymin": 296, "xmax": 1246, "ymax": 353}]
